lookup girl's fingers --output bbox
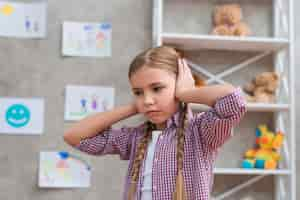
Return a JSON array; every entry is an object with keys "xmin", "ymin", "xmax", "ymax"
[
  {"xmin": 178, "ymin": 58, "xmax": 194, "ymax": 81},
  {"xmin": 181, "ymin": 58, "xmax": 187, "ymax": 75},
  {"xmin": 183, "ymin": 59, "xmax": 195, "ymax": 85},
  {"xmin": 178, "ymin": 58, "xmax": 184, "ymax": 76},
  {"xmin": 177, "ymin": 59, "xmax": 181, "ymax": 77},
  {"xmin": 182, "ymin": 59, "xmax": 192, "ymax": 78},
  {"xmin": 183, "ymin": 59, "xmax": 191, "ymax": 73}
]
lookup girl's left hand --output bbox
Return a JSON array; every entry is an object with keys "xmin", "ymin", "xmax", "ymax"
[{"xmin": 175, "ymin": 58, "xmax": 195, "ymax": 99}]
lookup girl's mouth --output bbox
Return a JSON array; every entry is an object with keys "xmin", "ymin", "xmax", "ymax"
[{"xmin": 146, "ymin": 111, "xmax": 161, "ymax": 116}]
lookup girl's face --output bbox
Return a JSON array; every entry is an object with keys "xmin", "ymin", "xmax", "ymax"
[{"xmin": 129, "ymin": 66, "xmax": 179, "ymax": 129}]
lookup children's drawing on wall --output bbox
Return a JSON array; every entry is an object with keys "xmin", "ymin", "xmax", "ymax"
[
  {"xmin": 39, "ymin": 151, "xmax": 91, "ymax": 188},
  {"xmin": 0, "ymin": 1, "xmax": 47, "ymax": 38},
  {"xmin": 0, "ymin": 97, "xmax": 44, "ymax": 135},
  {"xmin": 62, "ymin": 21, "xmax": 112, "ymax": 57},
  {"xmin": 64, "ymin": 85, "xmax": 114, "ymax": 121},
  {"xmin": 80, "ymin": 94, "xmax": 88, "ymax": 113}
]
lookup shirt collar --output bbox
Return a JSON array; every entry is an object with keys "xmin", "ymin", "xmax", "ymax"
[{"xmin": 166, "ymin": 106, "xmax": 193, "ymax": 129}]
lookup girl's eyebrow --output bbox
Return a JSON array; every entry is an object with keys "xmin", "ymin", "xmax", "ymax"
[{"xmin": 132, "ymin": 82, "xmax": 164, "ymax": 90}]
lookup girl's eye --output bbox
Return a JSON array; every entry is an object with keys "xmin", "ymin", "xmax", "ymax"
[
  {"xmin": 134, "ymin": 91, "xmax": 143, "ymax": 96},
  {"xmin": 153, "ymin": 86, "xmax": 163, "ymax": 92}
]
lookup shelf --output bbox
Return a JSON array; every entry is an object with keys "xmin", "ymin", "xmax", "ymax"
[
  {"xmin": 214, "ymin": 168, "xmax": 291, "ymax": 175},
  {"xmin": 190, "ymin": 102, "xmax": 289, "ymax": 112},
  {"xmin": 161, "ymin": 33, "xmax": 289, "ymax": 52},
  {"xmin": 154, "ymin": 0, "xmax": 295, "ymax": 198}
]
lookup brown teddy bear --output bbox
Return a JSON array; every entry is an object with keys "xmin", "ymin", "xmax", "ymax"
[
  {"xmin": 212, "ymin": 4, "xmax": 251, "ymax": 37},
  {"xmin": 243, "ymin": 72, "xmax": 280, "ymax": 103}
]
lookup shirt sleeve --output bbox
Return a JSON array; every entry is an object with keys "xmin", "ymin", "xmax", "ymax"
[
  {"xmin": 191, "ymin": 87, "xmax": 247, "ymax": 150},
  {"xmin": 75, "ymin": 126, "xmax": 138, "ymax": 160}
]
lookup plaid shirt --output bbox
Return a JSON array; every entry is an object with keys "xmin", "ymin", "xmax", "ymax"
[{"xmin": 76, "ymin": 88, "xmax": 246, "ymax": 200}]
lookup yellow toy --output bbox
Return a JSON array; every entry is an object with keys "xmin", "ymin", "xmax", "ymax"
[
  {"xmin": 192, "ymin": 73, "xmax": 206, "ymax": 87},
  {"xmin": 241, "ymin": 125, "xmax": 284, "ymax": 169}
]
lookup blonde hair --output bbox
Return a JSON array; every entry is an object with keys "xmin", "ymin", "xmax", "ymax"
[{"xmin": 128, "ymin": 46, "xmax": 188, "ymax": 200}]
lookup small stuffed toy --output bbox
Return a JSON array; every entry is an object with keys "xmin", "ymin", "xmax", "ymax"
[
  {"xmin": 243, "ymin": 72, "xmax": 280, "ymax": 103},
  {"xmin": 242, "ymin": 125, "xmax": 284, "ymax": 169},
  {"xmin": 212, "ymin": 4, "xmax": 251, "ymax": 36},
  {"xmin": 192, "ymin": 73, "xmax": 206, "ymax": 87}
]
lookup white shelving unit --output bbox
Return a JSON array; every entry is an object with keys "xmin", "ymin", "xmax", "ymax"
[
  {"xmin": 152, "ymin": 0, "xmax": 295, "ymax": 199},
  {"xmin": 161, "ymin": 33, "xmax": 289, "ymax": 51}
]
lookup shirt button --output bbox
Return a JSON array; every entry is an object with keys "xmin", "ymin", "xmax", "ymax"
[
  {"xmin": 153, "ymin": 186, "xmax": 157, "ymax": 191},
  {"xmin": 154, "ymin": 158, "xmax": 158, "ymax": 163},
  {"xmin": 160, "ymin": 135, "xmax": 164, "ymax": 139}
]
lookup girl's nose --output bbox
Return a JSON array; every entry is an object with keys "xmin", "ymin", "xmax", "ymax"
[{"xmin": 144, "ymin": 93, "xmax": 155, "ymax": 106}]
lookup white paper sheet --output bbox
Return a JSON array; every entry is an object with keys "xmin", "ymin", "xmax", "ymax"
[
  {"xmin": 0, "ymin": 97, "xmax": 44, "ymax": 135},
  {"xmin": 64, "ymin": 85, "xmax": 115, "ymax": 121},
  {"xmin": 39, "ymin": 151, "xmax": 91, "ymax": 188},
  {"xmin": 0, "ymin": 1, "xmax": 47, "ymax": 38},
  {"xmin": 62, "ymin": 21, "xmax": 111, "ymax": 57}
]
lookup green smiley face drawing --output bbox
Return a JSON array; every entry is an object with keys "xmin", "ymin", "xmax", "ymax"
[{"xmin": 5, "ymin": 104, "xmax": 31, "ymax": 128}]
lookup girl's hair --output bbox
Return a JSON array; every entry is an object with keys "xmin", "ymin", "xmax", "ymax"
[
  {"xmin": 127, "ymin": 46, "xmax": 188, "ymax": 200},
  {"xmin": 128, "ymin": 46, "xmax": 183, "ymax": 78}
]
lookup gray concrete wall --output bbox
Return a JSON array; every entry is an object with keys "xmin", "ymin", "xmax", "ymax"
[{"xmin": 0, "ymin": 0, "xmax": 298, "ymax": 199}]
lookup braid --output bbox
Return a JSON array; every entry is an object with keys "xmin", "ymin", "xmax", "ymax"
[
  {"xmin": 173, "ymin": 102, "xmax": 188, "ymax": 200},
  {"xmin": 128, "ymin": 121, "xmax": 155, "ymax": 200},
  {"xmin": 127, "ymin": 103, "xmax": 189, "ymax": 200}
]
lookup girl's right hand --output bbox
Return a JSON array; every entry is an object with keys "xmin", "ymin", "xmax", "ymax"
[
  {"xmin": 64, "ymin": 102, "xmax": 139, "ymax": 147},
  {"xmin": 129, "ymin": 101, "xmax": 139, "ymax": 115}
]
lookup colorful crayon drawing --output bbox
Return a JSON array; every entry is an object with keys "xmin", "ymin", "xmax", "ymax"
[
  {"xmin": 62, "ymin": 21, "xmax": 111, "ymax": 57},
  {"xmin": 39, "ymin": 151, "xmax": 91, "ymax": 188},
  {"xmin": 64, "ymin": 85, "xmax": 114, "ymax": 121},
  {"xmin": 0, "ymin": 1, "xmax": 46, "ymax": 38}
]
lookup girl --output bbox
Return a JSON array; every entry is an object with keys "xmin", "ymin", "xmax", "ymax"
[{"xmin": 63, "ymin": 46, "xmax": 246, "ymax": 200}]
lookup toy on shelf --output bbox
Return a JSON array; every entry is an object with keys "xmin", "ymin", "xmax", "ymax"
[
  {"xmin": 243, "ymin": 71, "xmax": 280, "ymax": 103},
  {"xmin": 192, "ymin": 73, "xmax": 206, "ymax": 87},
  {"xmin": 241, "ymin": 124, "xmax": 284, "ymax": 170},
  {"xmin": 211, "ymin": 4, "xmax": 251, "ymax": 37}
]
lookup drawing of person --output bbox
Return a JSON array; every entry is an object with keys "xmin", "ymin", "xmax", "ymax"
[
  {"xmin": 34, "ymin": 21, "xmax": 39, "ymax": 33},
  {"xmin": 91, "ymin": 94, "xmax": 98, "ymax": 110},
  {"xmin": 80, "ymin": 94, "xmax": 88, "ymax": 113},
  {"xmin": 101, "ymin": 98, "xmax": 109, "ymax": 111},
  {"xmin": 96, "ymin": 31, "xmax": 106, "ymax": 49},
  {"xmin": 25, "ymin": 16, "xmax": 30, "ymax": 32}
]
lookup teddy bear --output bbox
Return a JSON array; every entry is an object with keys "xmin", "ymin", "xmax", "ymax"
[
  {"xmin": 212, "ymin": 4, "xmax": 251, "ymax": 36},
  {"xmin": 243, "ymin": 72, "xmax": 279, "ymax": 103},
  {"xmin": 241, "ymin": 125, "xmax": 284, "ymax": 169}
]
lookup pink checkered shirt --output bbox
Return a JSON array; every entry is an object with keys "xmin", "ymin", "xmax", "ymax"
[{"xmin": 76, "ymin": 88, "xmax": 246, "ymax": 200}]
